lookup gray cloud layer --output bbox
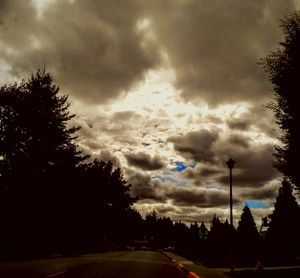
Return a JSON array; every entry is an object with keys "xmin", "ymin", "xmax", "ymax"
[
  {"xmin": 168, "ymin": 130, "xmax": 219, "ymax": 163},
  {"xmin": 127, "ymin": 169, "xmax": 236, "ymax": 208},
  {"xmin": 147, "ymin": 0, "xmax": 295, "ymax": 105},
  {"xmin": 0, "ymin": 0, "xmax": 297, "ymax": 106},
  {"xmin": 170, "ymin": 129, "xmax": 278, "ymax": 188},
  {"xmin": 0, "ymin": 0, "xmax": 161, "ymax": 104}
]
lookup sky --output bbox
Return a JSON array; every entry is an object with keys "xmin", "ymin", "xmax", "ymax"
[{"xmin": 0, "ymin": 0, "xmax": 299, "ymax": 228}]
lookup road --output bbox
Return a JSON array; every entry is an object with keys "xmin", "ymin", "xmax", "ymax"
[{"xmin": 0, "ymin": 251, "xmax": 187, "ymax": 278}]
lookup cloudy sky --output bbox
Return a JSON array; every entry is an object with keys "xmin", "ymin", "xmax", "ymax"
[{"xmin": 1, "ymin": 0, "xmax": 299, "ymax": 227}]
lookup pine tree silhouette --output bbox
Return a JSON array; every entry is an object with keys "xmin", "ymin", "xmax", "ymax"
[
  {"xmin": 265, "ymin": 178, "xmax": 300, "ymax": 262},
  {"xmin": 237, "ymin": 205, "xmax": 260, "ymax": 265}
]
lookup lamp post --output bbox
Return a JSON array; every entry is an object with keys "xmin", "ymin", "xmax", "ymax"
[
  {"xmin": 226, "ymin": 158, "xmax": 235, "ymax": 273},
  {"xmin": 0, "ymin": 155, "xmax": 3, "ymax": 175}
]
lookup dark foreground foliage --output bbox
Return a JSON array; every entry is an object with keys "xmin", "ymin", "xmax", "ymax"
[
  {"xmin": 0, "ymin": 70, "xmax": 137, "ymax": 259},
  {"xmin": 260, "ymin": 11, "xmax": 300, "ymax": 191}
]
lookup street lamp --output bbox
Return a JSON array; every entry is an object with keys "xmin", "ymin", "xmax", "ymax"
[{"xmin": 226, "ymin": 158, "xmax": 235, "ymax": 273}]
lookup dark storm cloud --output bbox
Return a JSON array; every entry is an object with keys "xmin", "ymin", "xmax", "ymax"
[
  {"xmin": 180, "ymin": 165, "xmax": 222, "ymax": 186},
  {"xmin": 0, "ymin": 0, "xmax": 9, "ymax": 16},
  {"xmin": 238, "ymin": 183, "xmax": 278, "ymax": 200},
  {"xmin": 168, "ymin": 129, "xmax": 219, "ymax": 163},
  {"xmin": 227, "ymin": 134, "xmax": 250, "ymax": 149},
  {"xmin": 147, "ymin": 0, "xmax": 296, "ymax": 105},
  {"xmin": 0, "ymin": 0, "xmax": 161, "ymax": 104},
  {"xmin": 126, "ymin": 170, "xmax": 164, "ymax": 201},
  {"xmin": 200, "ymin": 167, "xmax": 222, "ymax": 177},
  {"xmin": 1, "ymin": 1, "xmax": 296, "ymax": 106},
  {"xmin": 125, "ymin": 152, "xmax": 166, "ymax": 171},
  {"xmin": 166, "ymin": 187, "xmax": 236, "ymax": 208},
  {"xmin": 0, "ymin": 0, "xmax": 35, "ymax": 42},
  {"xmin": 182, "ymin": 165, "xmax": 223, "ymax": 179},
  {"xmin": 216, "ymin": 142, "xmax": 279, "ymax": 187},
  {"xmin": 126, "ymin": 167, "xmax": 234, "ymax": 208},
  {"xmin": 172, "ymin": 129, "xmax": 278, "ymax": 188}
]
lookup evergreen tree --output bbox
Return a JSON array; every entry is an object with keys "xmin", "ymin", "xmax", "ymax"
[
  {"xmin": 199, "ymin": 222, "xmax": 208, "ymax": 240},
  {"xmin": 0, "ymin": 69, "xmax": 139, "ymax": 257},
  {"xmin": 260, "ymin": 12, "xmax": 300, "ymax": 190},
  {"xmin": 189, "ymin": 222, "xmax": 200, "ymax": 240},
  {"xmin": 0, "ymin": 69, "xmax": 86, "ymax": 257},
  {"xmin": 237, "ymin": 205, "xmax": 260, "ymax": 265},
  {"xmin": 211, "ymin": 214, "xmax": 221, "ymax": 227},
  {"xmin": 173, "ymin": 221, "xmax": 189, "ymax": 256},
  {"xmin": 188, "ymin": 222, "xmax": 200, "ymax": 259},
  {"xmin": 265, "ymin": 178, "xmax": 300, "ymax": 262},
  {"xmin": 237, "ymin": 205, "xmax": 260, "ymax": 241},
  {"xmin": 205, "ymin": 215, "xmax": 233, "ymax": 266},
  {"xmin": 0, "ymin": 68, "xmax": 84, "ymax": 179},
  {"xmin": 145, "ymin": 210, "xmax": 158, "ymax": 235},
  {"xmin": 156, "ymin": 217, "xmax": 174, "ymax": 249},
  {"xmin": 78, "ymin": 159, "xmax": 137, "ymax": 247}
]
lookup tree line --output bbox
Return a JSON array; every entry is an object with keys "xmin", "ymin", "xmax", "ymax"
[{"xmin": 140, "ymin": 179, "xmax": 300, "ymax": 267}]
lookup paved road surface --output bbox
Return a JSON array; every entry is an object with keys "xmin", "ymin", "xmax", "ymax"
[{"xmin": 0, "ymin": 251, "xmax": 186, "ymax": 278}]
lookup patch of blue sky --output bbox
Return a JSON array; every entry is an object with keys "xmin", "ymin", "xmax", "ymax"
[
  {"xmin": 171, "ymin": 161, "xmax": 196, "ymax": 173},
  {"xmin": 244, "ymin": 200, "xmax": 268, "ymax": 209}
]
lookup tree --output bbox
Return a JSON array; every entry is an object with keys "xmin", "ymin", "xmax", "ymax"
[
  {"xmin": 78, "ymin": 159, "xmax": 137, "ymax": 248},
  {"xmin": 237, "ymin": 205, "xmax": 260, "ymax": 264},
  {"xmin": 187, "ymin": 222, "xmax": 198, "ymax": 257},
  {"xmin": 189, "ymin": 222, "xmax": 200, "ymax": 241},
  {"xmin": 237, "ymin": 205, "xmax": 260, "ymax": 242},
  {"xmin": 265, "ymin": 178, "xmax": 300, "ymax": 262},
  {"xmin": 145, "ymin": 210, "xmax": 158, "ymax": 247},
  {"xmin": 156, "ymin": 217, "xmax": 174, "ymax": 249},
  {"xmin": 205, "ymin": 215, "xmax": 234, "ymax": 266},
  {"xmin": 0, "ymin": 69, "xmax": 140, "ymax": 257},
  {"xmin": 0, "ymin": 68, "xmax": 84, "ymax": 178},
  {"xmin": 0, "ymin": 69, "xmax": 87, "ymax": 257},
  {"xmin": 260, "ymin": 12, "xmax": 300, "ymax": 190},
  {"xmin": 173, "ymin": 221, "xmax": 190, "ymax": 256},
  {"xmin": 199, "ymin": 222, "xmax": 208, "ymax": 240}
]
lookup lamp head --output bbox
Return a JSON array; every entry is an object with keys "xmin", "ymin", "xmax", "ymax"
[{"xmin": 226, "ymin": 158, "xmax": 235, "ymax": 169}]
